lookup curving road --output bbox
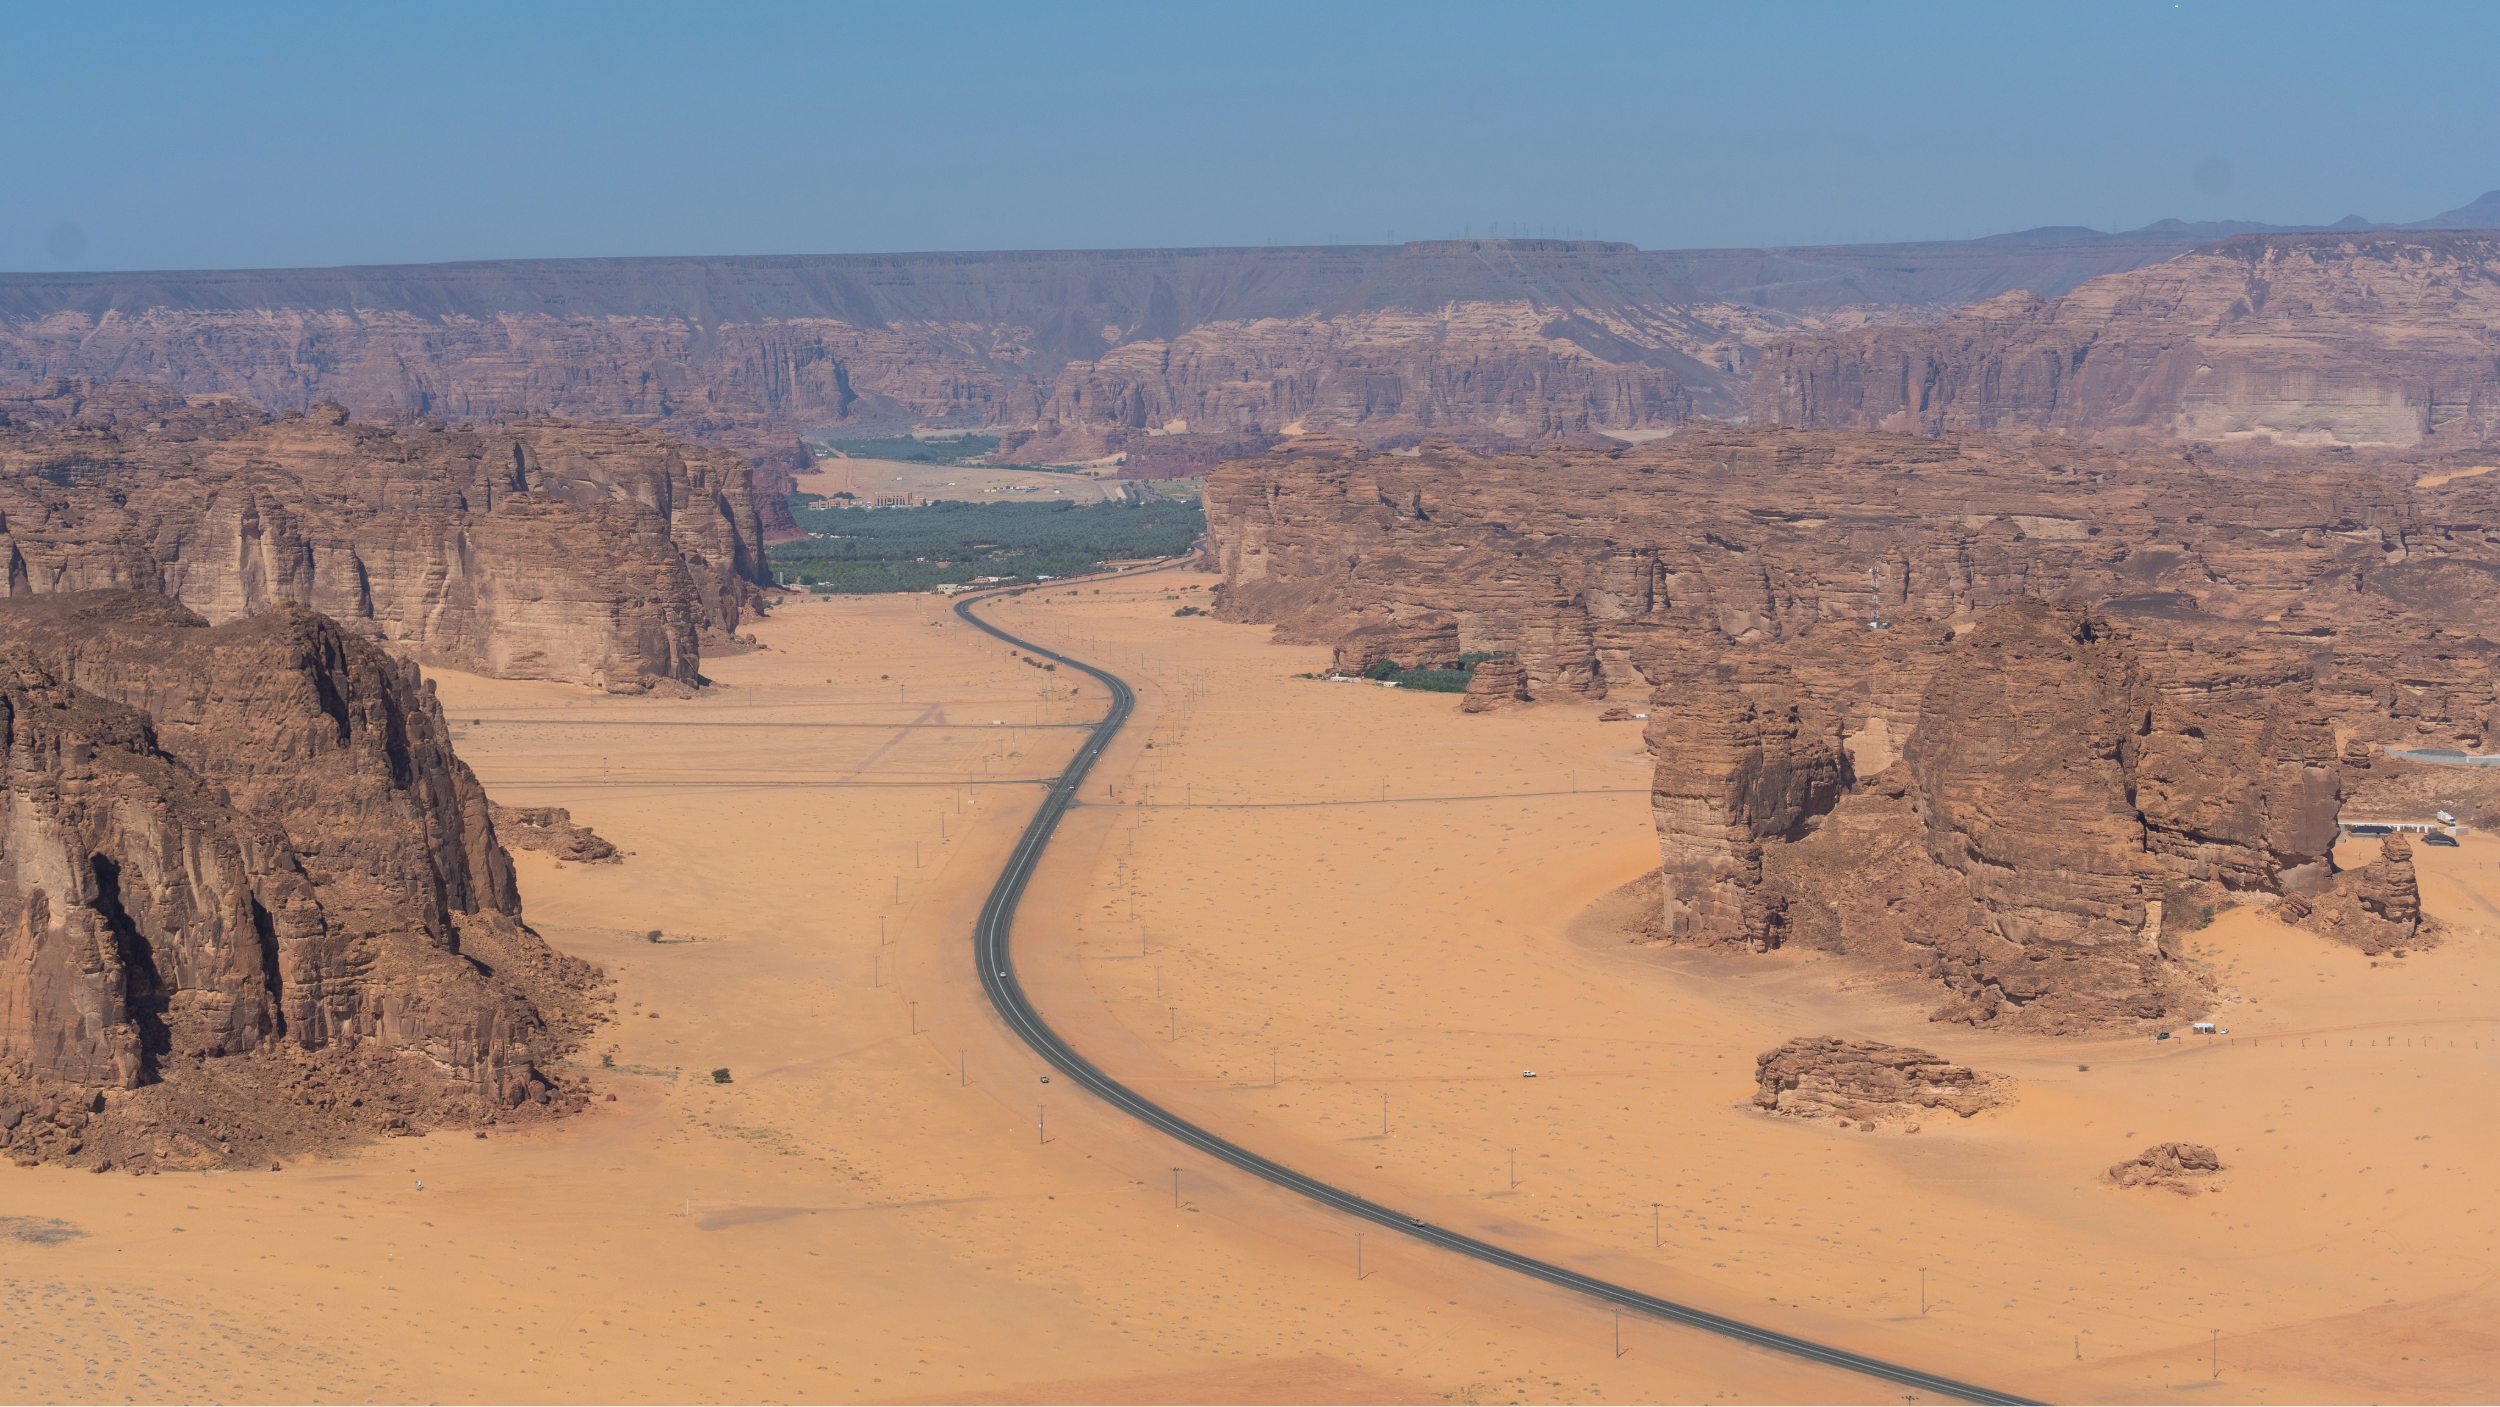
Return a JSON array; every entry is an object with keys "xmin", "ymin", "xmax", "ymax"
[{"xmin": 953, "ymin": 577, "xmax": 2041, "ymax": 1407}]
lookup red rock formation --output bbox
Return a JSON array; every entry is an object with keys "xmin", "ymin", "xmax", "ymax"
[
  {"xmin": 3, "ymin": 236, "xmax": 2216, "ymax": 476},
  {"xmin": 0, "ymin": 380, "xmax": 770, "ymax": 687},
  {"xmin": 1207, "ymin": 427, "xmax": 2497, "ymax": 1027},
  {"xmin": 2105, "ymin": 1142, "xmax": 2224, "ymax": 1194},
  {"xmin": 491, "ymin": 805, "xmax": 621, "ymax": 864},
  {"xmin": 2277, "ymin": 833, "xmax": 2426, "ymax": 954},
  {"xmin": 1752, "ymin": 1038, "xmax": 2011, "ymax": 1125},
  {"xmin": 1650, "ymin": 662, "xmax": 1852, "ymax": 950},
  {"xmin": 1752, "ymin": 232, "xmax": 2500, "ymax": 451},
  {"xmin": 1205, "ymin": 427, "xmax": 2498, "ymax": 738},
  {"xmin": 0, "ymin": 593, "xmax": 605, "ymax": 1169}
]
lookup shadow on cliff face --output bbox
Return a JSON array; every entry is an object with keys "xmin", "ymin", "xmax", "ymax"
[{"xmin": 0, "ymin": 591, "xmax": 616, "ymax": 1173}]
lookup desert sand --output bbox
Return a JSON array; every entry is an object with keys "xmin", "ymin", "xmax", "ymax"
[
  {"xmin": 799, "ymin": 457, "xmax": 1128, "ymax": 504},
  {"xmin": 6, "ymin": 576, "xmax": 2493, "ymax": 1404}
]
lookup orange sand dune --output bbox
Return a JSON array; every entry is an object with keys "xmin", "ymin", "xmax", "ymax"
[{"xmin": 4, "ymin": 577, "xmax": 2491, "ymax": 1404}]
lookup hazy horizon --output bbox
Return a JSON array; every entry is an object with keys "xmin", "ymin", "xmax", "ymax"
[{"xmin": 11, "ymin": 0, "xmax": 2497, "ymax": 273}]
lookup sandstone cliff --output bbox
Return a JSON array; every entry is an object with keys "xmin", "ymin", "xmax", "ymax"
[
  {"xmin": 0, "ymin": 380, "xmax": 770, "ymax": 688},
  {"xmin": 0, "ymin": 235, "xmax": 2221, "ymax": 475},
  {"xmin": 1205, "ymin": 427, "xmax": 2500, "ymax": 721},
  {"xmin": 1207, "ymin": 428, "xmax": 2500, "ymax": 1026},
  {"xmin": 0, "ymin": 593, "xmax": 605, "ymax": 1171},
  {"xmin": 1751, "ymin": 231, "xmax": 2500, "ymax": 451}
]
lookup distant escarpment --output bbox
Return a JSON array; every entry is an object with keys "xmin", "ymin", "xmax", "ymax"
[
  {"xmin": 0, "ymin": 379, "xmax": 769, "ymax": 689},
  {"xmin": 0, "ymin": 235, "xmax": 2221, "ymax": 479},
  {"xmin": 1751, "ymin": 231, "xmax": 2500, "ymax": 451},
  {"xmin": 1207, "ymin": 428, "xmax": 2500, "ymax": 1029},
  {"xmin": 0, "ymin": 592, "xmax": 606, "ymax": 1171}
]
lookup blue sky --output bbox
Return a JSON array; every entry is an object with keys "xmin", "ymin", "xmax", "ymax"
[{"xmin": 11, "ymin": 0, "xmax": 2495, "ymax": 270}]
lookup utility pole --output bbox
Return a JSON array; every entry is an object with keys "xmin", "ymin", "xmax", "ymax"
[
  {"xmin": 1920, "ymin": 1268, "xmax": 1927, "ymax": 1315},
  {"xmin": 1615, "ymin": 1309, "xmax": 1624, "ymax": 1359},
  {"xmin": 873, "ymin": 955, "xmax": 879, "ymax": 988},
  {"xmin": 1380, "ymin": 1090, "xmax": 1388, "ymax": 1136},
  {"xmin": 1172, "ymin": 1168, "xmax": 1181, "ymax": 1207},
  {"xmin": 2211, "ymin": 1329, "xmax": 2220, "ymax": 1380},
  {"xmin": 1169, "ymin": 1006, "xmax": 1177, "ymax": 1040},
  {"xmin": 1653, "ymin": 1203, "xmax": 1661, "ymax": 1249},
  {"xmin": 1271, "ymin": 1050, "xmax": 1277, "ymax": 1088},
  {"xmin": 1038, "ymin": 1105, "xmax": 1045, "ymax": 1145},
  {"xmin": 1357, "ymin": 1232, "xmax": 1364, "ymax": 1280},
  {"xmin": 959, "ymin": 1050, "xmax": 966, "ymax": 1087},
  {"xmin": 908, "ymin": 1001, "xmax": 917, "ymax": 1035},
  {"xmin": 1508, "ymin": 1148, "xmax": 1518, "ymax": 1190}
]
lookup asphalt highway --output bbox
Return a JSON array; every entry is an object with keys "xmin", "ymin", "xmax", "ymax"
[{"xmin": 951, "ymin": 577, "xmax": 2041, "ymax": 1406}]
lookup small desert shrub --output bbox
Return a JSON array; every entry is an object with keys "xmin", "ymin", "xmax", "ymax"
[{"xmin": 711, "ymin": 1068, "xmax": 733, "ymax": 1084}]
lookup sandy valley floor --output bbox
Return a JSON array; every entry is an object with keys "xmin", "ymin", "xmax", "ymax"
[
  {"xmin": 5, "ymin": 576, "xmax": 2494, "ymax": 1404},
  {"xmin": 797, "ymin": 456, "xmax": 1129, "ymax": 504}
]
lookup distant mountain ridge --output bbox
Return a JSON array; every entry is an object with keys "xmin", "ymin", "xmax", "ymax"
[
  {"xmin": 2, "ymin": 190, "xmax": 2491, "ymax": 474},
  {"xmin": 1752, "ymin": 227, "xmax": 2500, "ymax": 451},
  {"xmin": 1986, "ymin": 188, "xmax": 2500, "ymax": 245}
]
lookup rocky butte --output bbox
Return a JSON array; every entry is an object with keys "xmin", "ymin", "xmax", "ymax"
[
  {"xmin": 1205, "ymin": 428, "xmax": 2484, "ymax": 1029},
  {"xmin": 0, "ymin": 592, "xmax": 605, "ymax": 1171},
  {"xmin": 0, "ymin": 378, "xmax": 769, "ymax": 690}
]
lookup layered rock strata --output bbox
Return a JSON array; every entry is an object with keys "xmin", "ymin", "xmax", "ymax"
[
  {"xmin": 1207, "ymin": 428, "xmax": 2500, "ymax": 1026},
  {"xmin": 1752, "ymin": 1037, "xmax": 2011, "ymax": 1126},
  {"xmin": 0, "ymin": 592, "xmax": 605, "ymax": 1170},
  {"xmin": 2, "ymin": 235, "xmax": 2227, "ymax": 475},
  {"xmin": 1752, "ymin": 231, "xmax": 2500, "ymax": 451},
  {"xmin": 0, "ymin": 380, "xmax": 769, "ymax": 688}
]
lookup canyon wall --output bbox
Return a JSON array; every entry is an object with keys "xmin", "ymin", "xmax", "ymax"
[
  {"xmin": 1205, "ymin": 428, "xmax": 2497, "ymax": 1028},
  {"xmin": 0, "ymin": 379, "xmax": 770, "ymax": 689},
  {"xmin": 1751, "ymin": 231, "xmax": 2500, "ymax": 451},
  {"xmin": 0, "ymin": 235, "xmax": 2214, "ymax": 479},
  {"xmin": 0, "ymin": 592, "xmax": 603, "ymax": 1169}
]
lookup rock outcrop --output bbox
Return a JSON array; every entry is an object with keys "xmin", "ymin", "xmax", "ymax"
[
  {"xmin": 0, "ymin": 592, "xmax": 607, "ymax": 1171},
  {"xmin": 1208, "ymin": 427, "xmax": 2500, "ymax": 1027},
  {"xmin": 1752, "ymin": 231, "xmax": 2500, "ymax": 451},
  {"xmin": 490, "ymin": 805, "xmax": 621, "ymax": 864},
  {"xmin": 2105, "ymin": 1142, "xmax": 2225, "ymax": 1194},
  {"xmin": 1752, "ymin": 1037, "xmax": 2012, "ymax": 1126},
  {"xmin": 2278, "ymin": 834, "xmax": 2427, "ymax": 955},
  {"xmin": 0, "ymin": 380, "xmax": 770, "ymax": 688}
]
